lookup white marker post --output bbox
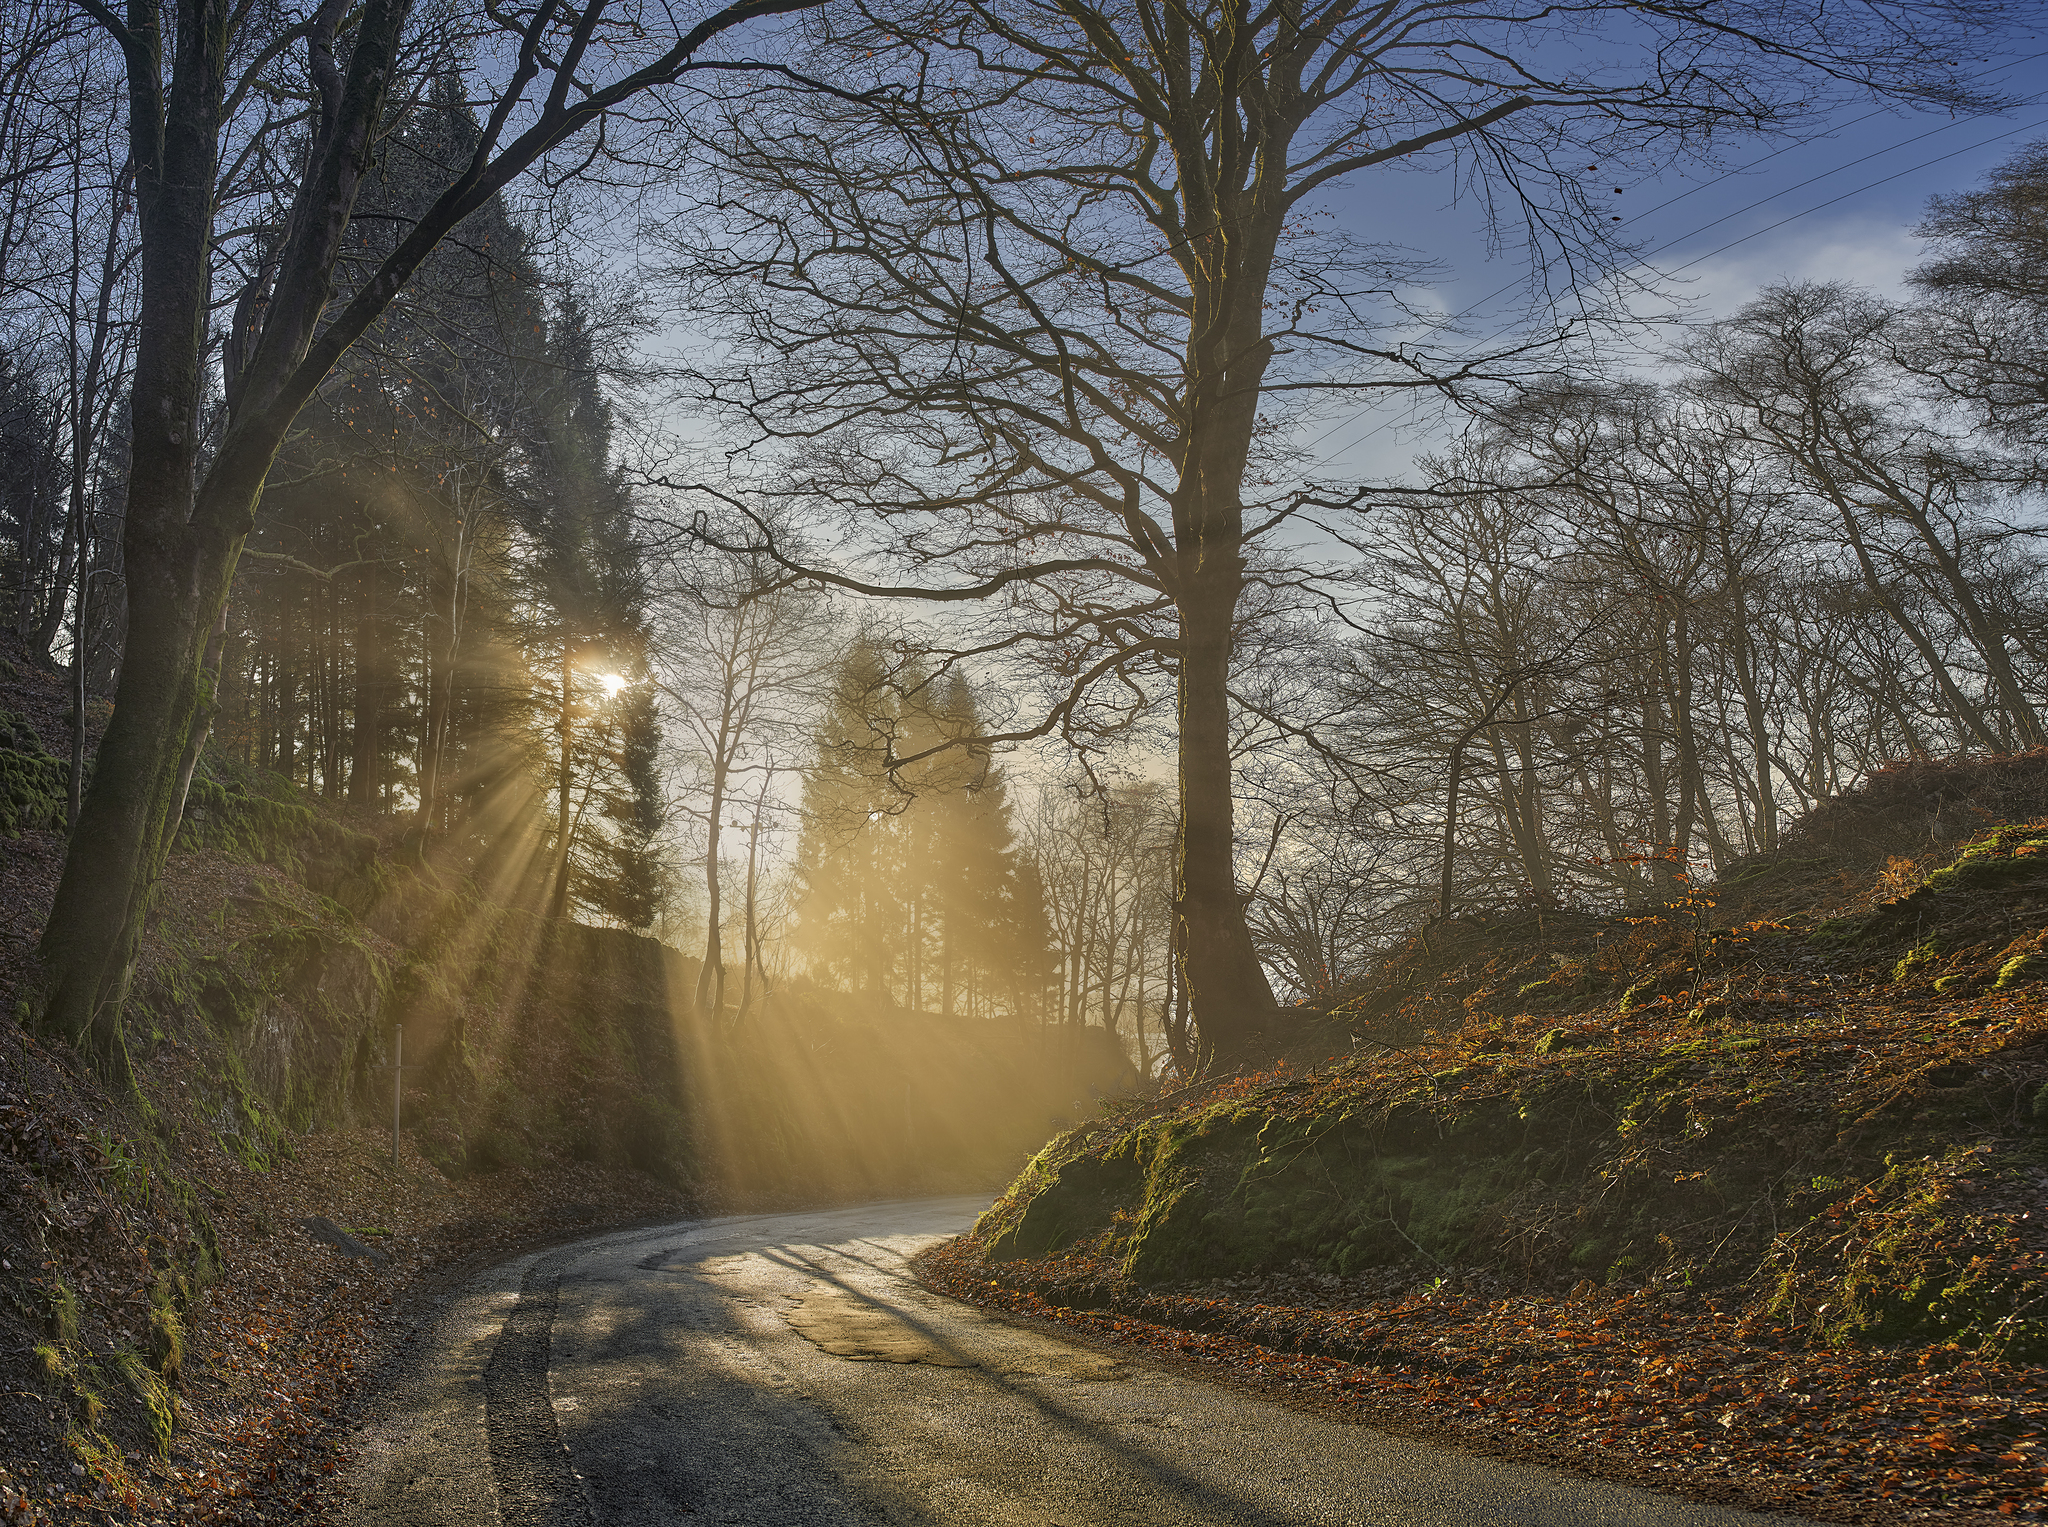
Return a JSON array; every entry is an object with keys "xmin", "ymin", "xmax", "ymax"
[{"xmin": 392, "ymin": 1023, "xmax": 404, "ymax": 1168}]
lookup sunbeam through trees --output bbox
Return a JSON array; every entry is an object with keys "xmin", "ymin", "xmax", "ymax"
[{"xmin": 8, "ymin": 0, "xmax": 2048, "ymax": 1513}]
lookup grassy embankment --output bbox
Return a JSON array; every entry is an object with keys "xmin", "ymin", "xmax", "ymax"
[{"xmin": 928, "ymin": 755, "xmax": 2048, "ymax": 1522}]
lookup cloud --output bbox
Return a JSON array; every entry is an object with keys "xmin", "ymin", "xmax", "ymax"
[{"xmin": 1640, "ymin": 211, "xmax": 1928, "ymax": 317}]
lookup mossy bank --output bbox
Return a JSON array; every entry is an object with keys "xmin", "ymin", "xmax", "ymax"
[{"xmin": 963, "ymin": 763, "xmax": 2048, "ymax": 1371}]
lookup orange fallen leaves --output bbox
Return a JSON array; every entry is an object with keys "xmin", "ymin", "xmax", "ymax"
[{"xmin": 920, "ymin": 1233, "xmax": 2048, "ymax": 1522}]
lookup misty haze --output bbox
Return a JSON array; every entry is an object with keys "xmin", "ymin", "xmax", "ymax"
[{"xmin": 1, "ymin": 0, "xmax": 2047, "ymax": 1520}]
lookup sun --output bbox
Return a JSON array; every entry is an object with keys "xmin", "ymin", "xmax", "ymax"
[{"xmin": 598, "ymin": 672, "xmax": 628, "ymax": 699}]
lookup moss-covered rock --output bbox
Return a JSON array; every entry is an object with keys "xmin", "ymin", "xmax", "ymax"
[
  {"xmin": 1995, "ymin": 949, "xmax": 2047, "ymax": 990},
  {"xmin": 986, "ymin": 1149, "xmax": 1143, "ymax": 1260},
  {"xmin": 980, "ymin": 1075, "xmax": 1640, "ymax": 1286},
  {"xmin": 177, "ymin": 760, "xmax": 315, "ymax": 864},
  {"xmin": 1922, "ymin": 828, "xmax": 2048, "ymax": 893},
  {"xmin": 1892, "ymin": 937, "xmax": 1943, "ymax": 983},
  {"xmin": 1115, "ymin": 1106, "xmax": 1549, "ymax": 1283},
  {"xmin": 0, "ymin": 707, "xmax": 65, "ymax": 837}
]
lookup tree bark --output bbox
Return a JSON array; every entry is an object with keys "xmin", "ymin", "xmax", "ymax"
[
  {"xmin": 169, "ymin": 603, "xmax": 230, "ymax": 833},
  {"xmin": 348, "ymin": 556, "xmax": 381, "ymax": 808},
  {"xmin": 1163, "ymin": 170, "xmax": 1291, "ymax": 1064},
  {"xmin": 38, "ymin": 554, "xmax": 224, "ymax": 1079},
  {"xmin": 1724, "ymin": 574, "xmax": 1777, "ymax": 851},
  {"xmin": 1173, "ymin": 562, "xmax": 1276, "ymax": 1063},
  {"xmin": 696, "ymin": 760, "xmax": 726, "ymax": 1018},
  {"xmin": 1669, "ymin": 605, "xmax": 1701, "ymax": 872},
  {"xmin": 413, "ymin": 539, "xmax": 457, "ymax": 838},
  {"xmin": 735, "ymin": 804, "xmax": 763, "ymax": 1022}
]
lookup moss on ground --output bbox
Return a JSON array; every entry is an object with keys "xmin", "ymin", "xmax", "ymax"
[
  {"xmin": 970, "ymin": 815, "xmax": 2048, "ymax": 1363},
  {"xmin": 985, "ymin": 1070, "xmax": 1630, "ymax": 1285},
  {"xmin": 177, "ymin": 760, "xmax": 316, "ymax": 864},
  {"xmin": 0, "ymin": 707, "xmax": 66, "ymax": 837}
]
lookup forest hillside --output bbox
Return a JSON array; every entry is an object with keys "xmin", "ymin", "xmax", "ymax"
[
  {"xmin": 0, "ymin": 639, "xmax": 1128, "ymax": 1524},
  {"xmin": 927, "ymin": 752, "xmax": 2048, "ymax": 1522}
]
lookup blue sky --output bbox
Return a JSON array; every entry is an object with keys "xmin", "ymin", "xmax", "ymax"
[{"xmin": 1303, "ymin": 44, "xmax": 2048, "ymax": 481}]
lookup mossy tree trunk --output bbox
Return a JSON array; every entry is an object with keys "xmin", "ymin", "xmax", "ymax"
[
  {"xmin": 39, "ymin": 0, "xmax": 411, "ymax": 1070},
  {"xmin": 38, "ymin": 0, "xmax": 826, "ymax": 1077}
]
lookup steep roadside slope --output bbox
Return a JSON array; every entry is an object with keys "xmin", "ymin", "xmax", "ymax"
[
  {"xmin": 0, "ymin": 645, "xmax": 720, "ymax": 1525},
  {"xmin": 925, "ymin": 756, "xmax": 2048, "ymax": 1524}
]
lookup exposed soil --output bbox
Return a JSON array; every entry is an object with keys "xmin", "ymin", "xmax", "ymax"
[{"xmin": 0, "ymin": 1055, "xmax": 696, "ymax": 1526}]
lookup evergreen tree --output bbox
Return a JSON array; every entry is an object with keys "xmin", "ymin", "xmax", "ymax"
[
  {"xmin": 229, "ymin": 72, "xmax": 546, "ymax": 817},
  {"xmin": 791, "ymin": 648, "xmax": 1050, "ymax": 1017},
  {"xmin": 0, "ymin": 352, "xmax": 66, "ymax": 648},
  {"xmin": 519, "ymin": 300, "xmax": 663, "ymax": 921},
  {"xmin": 791, "ymin": 638, "xmax": 903, "ymax": 995},
  {"xmin": 223, "ymin": 86, "xmax": 667, "ymax": 928},
  {"xmin": 581, "ymin": 680, "xmax": 665, "ymax": 928}
]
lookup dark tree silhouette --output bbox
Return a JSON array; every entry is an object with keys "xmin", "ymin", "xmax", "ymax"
[
  {"xmin": 39, "ymin": 0, "xmax": 826, "ymax": 1080},
  {"xmin": 669, "ymin": 0, "xmax": 2008, "ymax": 1064}
]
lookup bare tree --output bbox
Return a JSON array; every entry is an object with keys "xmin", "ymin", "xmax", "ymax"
[
  {"xmin": 34, "ymin": 0, "xmax": 830, "ymax": 1076},
  {"xmin": 1025, "ymin": 778, "xmax": 1174, "ymax": 1056},
  {"xmin": 1686, "ymin": 282, "xmax": 2044, "ymax": 752},
  {"xmin": 651, "ymin": 554, "xmax": 835, "ymax": 1019},
  {"xmin": 1303, "ymin": 327, "xmax": 2048, "ymax": 936},
  {"xmin": 0, "ymin": 4, "xmax": 135, "ymax": 686},
  {"xmin": 1905, "ymin": 138, "xmax": 2048, "ymax": 453},
  {"xmin": 666, "ymin": 0, "xmax": 2005, "ymax": 1063}
]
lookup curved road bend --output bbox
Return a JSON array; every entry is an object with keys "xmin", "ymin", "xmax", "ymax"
[{"xmin": 338, "ymin": 1197, "xmax": 1795, "ymax": 1527}]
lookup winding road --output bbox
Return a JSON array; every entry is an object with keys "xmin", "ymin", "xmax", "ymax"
[{"xmin": 338, "ymin": 1198, "xmax": 1793, "ymax": 1526}]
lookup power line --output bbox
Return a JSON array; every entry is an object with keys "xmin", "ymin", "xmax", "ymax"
[
  {"xmin": 1302, "ymin": 108, "xmax": 2048, "ymax": 468},
  {"xmin": 1289, "ymin": 45, "xmax": 2048, "ymax": 461},
  {"xmin": 1645, "ymin": 106, "xmax": 2026, "ymax": 255},
  {"xmin": 1626, "ymin": 46, "xmax": 2048, "ymax": 225},
  {"xmin": 1662, "ymin": 117, "xmax": 2048, "ymax": 275}
]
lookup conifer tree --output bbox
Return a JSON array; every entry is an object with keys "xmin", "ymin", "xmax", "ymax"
[
  {"xmin": 229, "ymin": 74, "xmax": 546, "ymax": 817},
  {"xmin": 792, "ymin": 638, "xmax": 903, "ymax": 996},
  {"xmin": 521, "ymin": 301, "xmax": 662, "ymax": 920},
  {"xmin": 582, "ymin": 681, "xmax": 665, "ymax": 928},
  {"xmin": 791, "ymin": 648, "xmax": 1050, "ymax": 1016}
]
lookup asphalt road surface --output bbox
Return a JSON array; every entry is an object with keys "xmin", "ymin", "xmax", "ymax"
[{"xmin": 339, "ymin": 1197, "xmax": 1796, "ymax": 1527}]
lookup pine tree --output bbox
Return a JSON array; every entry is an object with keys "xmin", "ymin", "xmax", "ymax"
[
  {"xmin": 521, "ymin": 299, "xmax": 663, "ymax": 920},
  {"xmin": 791, "ymin": 650, "xmax": 1051, "ymax": 1017},
  {"xmin": 791, "ymin": 638, "xmax": 903, "ymax": 996},
  {"xmin": 581, "ymin": 681, "xmax": 665, "ymax": 928},
  {"xmin": 229, "ymin": 71, "xmax": 547, "ymax": 817}
]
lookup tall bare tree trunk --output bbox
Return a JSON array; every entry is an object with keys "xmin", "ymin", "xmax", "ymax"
[
  {"xmin": 40, "ymin": 550, "xmax": 231, "ymax": 1079},
  {"xmin": 735, "ymin": 802, "xmax": 763, "ymax": 1022},
  {"xmin": 696, "ymin": 758, "xmax": 726, "ymax": 1018},
  {"xmin": 1724, "ymin": 574, "xmax": 1777, "ymax": 851},
  {"xmin": 1669, "ymin": 606, "xmax": 1701, "ymax": 872},
  {"xmin": 1173, "ymin": 562, "xmax": 1276, "ymax": 1060},
  {"xmin": 413, "ymin": 544, "xmax": 457, "ymax": 840},
  {"xmin": 36, "ymin": 0, "xmax": 226, "ymax": 1070},
  {"xmin": 550, "ymin": 649, "xmax": 575, "ymax": 917},
  {"xmin": 349, "ymin": 558, "xmax": 382, "ymax": 808},
  {"xmin": 1167, "ymin": 210, "xmax": 1284, "ymax": 1064}
]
